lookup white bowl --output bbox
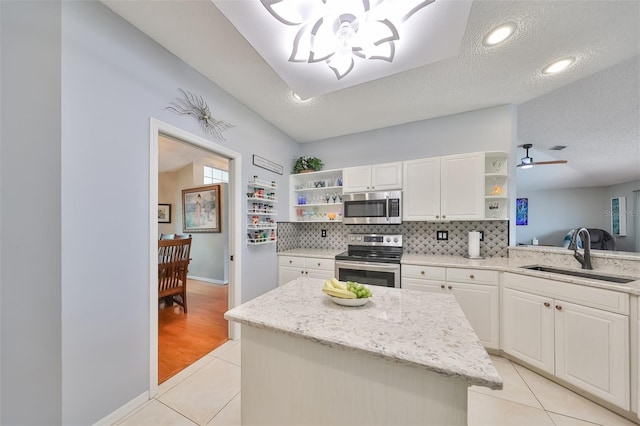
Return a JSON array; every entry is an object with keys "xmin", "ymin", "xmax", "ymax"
[{"xmin": 328, "ymin": 296, "xmax": 369, "ymax": 307}]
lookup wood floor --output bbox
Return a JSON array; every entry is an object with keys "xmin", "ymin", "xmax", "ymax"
[{"xmin": 158, "ymin": 279, "xmax": 229, "ymax": 383}]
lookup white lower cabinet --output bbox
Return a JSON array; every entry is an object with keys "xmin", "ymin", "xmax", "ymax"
[
  {"xmin": 503, "ymin": 273, "xmax": 630, "ymax": 410},
  {"xmin": 402, "ymin": 265, "xmax": 499, "ymax": 350},
  {"xmin": 278, "ymin": 255, "xmax": 335, "ymax": 286}
]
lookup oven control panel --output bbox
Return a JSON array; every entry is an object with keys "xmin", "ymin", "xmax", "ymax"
[{"xmin": 347, "ymin": 233, "xmax": 402, "ymax": 247}]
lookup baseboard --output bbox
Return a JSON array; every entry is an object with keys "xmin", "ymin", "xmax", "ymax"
[
  {"xmin": 92, "ymin": 391, "xmax": 149, "ymax": 426},
  {"xmin": 187, "ymin": 275, "xmax": 227, "ymax": 285}
]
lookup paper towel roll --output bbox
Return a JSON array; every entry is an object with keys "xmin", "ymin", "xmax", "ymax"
[{"xmin": 468, "ymin": 231, "xmax": 481, "ymax": 258}]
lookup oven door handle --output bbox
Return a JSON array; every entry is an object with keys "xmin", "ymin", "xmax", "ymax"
[{"xmin": 336, "ymin": 261, "xmax": 400, "ymax": 271}]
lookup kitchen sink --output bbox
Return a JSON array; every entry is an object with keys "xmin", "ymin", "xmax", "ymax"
[{"xmin": 522, "ymin": 265, "xmax": 637, "ymax": 284}]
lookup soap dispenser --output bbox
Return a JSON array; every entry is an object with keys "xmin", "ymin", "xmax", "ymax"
[{"xmin": 532, "ymin": 237, "xmax": 538, "ymax": 246}]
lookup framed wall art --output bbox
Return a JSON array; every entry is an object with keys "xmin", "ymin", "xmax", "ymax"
[
  {"xmin": 516, "ymin": 198, "xmax": 528, "ymax": 226},
  {"xmin": 182, "ymin": 184, "xmax": 221, "ymax": 233},
  {"xmin": 610, "ymin": 197, "xmax": 627, "ymax": 236},
  {"xmin": 158, "ymin": 204, "xmax": 172, "ymax": 223}
]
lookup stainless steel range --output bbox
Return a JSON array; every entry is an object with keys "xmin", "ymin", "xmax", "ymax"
[{"xmin": 335, "ymin": 233, "xmax": 402, "ymax": 288}]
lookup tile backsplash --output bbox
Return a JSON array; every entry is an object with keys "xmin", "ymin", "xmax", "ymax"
[{"xmin": 277, "ymin": 220, "xmax": 509, "ymax": 258}]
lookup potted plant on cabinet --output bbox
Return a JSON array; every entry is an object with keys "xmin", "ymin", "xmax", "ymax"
[{"xmin": 293, "ymin": 156, "xmax": 324, "ymax": 174}]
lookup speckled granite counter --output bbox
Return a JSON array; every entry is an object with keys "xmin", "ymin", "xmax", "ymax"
[
  {"xmin": 225, "ymin": 277, "xmax": 502, "ymax": 390},
  {"xmin": 402, "ymin": 253, "xmax": 640, "ymax": 295},
  {"xmin": 277, "ymin": 248, "xmax": 343, "ymax": 259}
]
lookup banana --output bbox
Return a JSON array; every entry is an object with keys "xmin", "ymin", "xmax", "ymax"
[
  {"xmin": 322, "ymin": 287, "xmax": 356, "ymax": 299},
  {"xmin": 330, "ymin": 278, "xmax": 347, "ymax": 290}
]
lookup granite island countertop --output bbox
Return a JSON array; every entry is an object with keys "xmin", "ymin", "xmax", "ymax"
[{"xmin": 225, "ymin": 277, "xmax": 503, "ymax": 390}]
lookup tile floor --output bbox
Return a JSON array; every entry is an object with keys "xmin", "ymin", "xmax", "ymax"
[{"xmin": 115, "ymin": 340, "xmax": 638, "ymax": 425}]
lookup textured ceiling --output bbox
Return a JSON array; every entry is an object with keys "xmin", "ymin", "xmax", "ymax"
[{"xmin": 103, "ymin": 0, "xmax": 640, "ymax": 189}]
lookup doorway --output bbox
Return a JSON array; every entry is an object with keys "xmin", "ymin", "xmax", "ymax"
[{"xmin": 149, "ymin": 118, "xmax": 242, "ymax": 397}]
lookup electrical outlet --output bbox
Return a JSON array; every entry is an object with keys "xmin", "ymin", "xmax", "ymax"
[
  {"xmin": 479, "ymin": 231, "xmax": 484, "ymax": 241},
  {"xmin": 321, "ymin": 229, "xmax": 327, "ymax": 238},
  {"xmin": 436, "ymin": 230, "xmax": 448, "ymax": 241}
]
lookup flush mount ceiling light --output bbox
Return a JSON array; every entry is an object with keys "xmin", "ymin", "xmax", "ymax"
[
  {"xmin": 482, "ymin": 22, "xmax": 517, "ymax": 46},
  {"xmin": 517, "ymin": 143, "xmax": 568, "ymax": 169},
  {"xmin": 261, "ymin": 0, "xmax": 434, "ymax": 80},
  {"xmin": 542, "ymin": 57, "xmax": 575, "ymax": 75},
  {"xmin": 213, "ymin": 0, "xmax": 473, "ymax": 99}
]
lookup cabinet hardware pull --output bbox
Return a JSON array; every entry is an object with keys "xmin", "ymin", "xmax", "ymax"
[
  {"xmin": 544, "ymin": 302, "xmax": 550, "ymax": 307},
  {"xmin": 436, "ymin": 215, "xmax": 440, "ymax": 218},
  {"xmin": 448, "ymin": 285, "xmax": 452, "ymax": 290},
  {"xmin": 317, "ymin": 263, "xmax": 321, "ymax": 266},
  {"xmin": 289, "ymin": 260, "xmax": 292, "ymax": 264},
  {"xmin": 440, "ymin": 284, "xmax": 445, "ymax": 289},
  {"xmin": 421, "ymin": 271, "xmax": 425, "ymax": 275},
  {"xmin": 469, "ymin": 274, "xmax": 475, "ymax": 279},
  {"xmin": 442, "ymin": 215, "xmax": 446, "ymax": 218},
  {"xmin": 555, "ymin": 305, "xmax": 562, "ymax": 310}
]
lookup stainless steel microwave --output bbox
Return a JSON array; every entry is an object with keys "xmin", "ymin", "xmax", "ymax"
[{"xmin": 342, "ymin": 191, "xmax": 402, "ymax": 225}]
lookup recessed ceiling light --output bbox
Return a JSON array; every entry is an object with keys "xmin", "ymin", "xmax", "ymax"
[
  {"xmin": 542, "ymin": 57, "xmax": 575, "ymax": 75},
  {"xmin": 482, "ymin": 22, "xmax": 517, "ymax": 46},
  {"xmin": 292, "ymin": 92, "xmax": 311, "ymax": 102}
]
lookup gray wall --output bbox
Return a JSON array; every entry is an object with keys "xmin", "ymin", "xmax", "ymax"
[
  {"xmin": 1, "ymin": 1, "xmax": 63, "ymax": 424},
  {"xmin": 301, "ymin": 104, "xmax": 516, "ymax": 169},
  {"xmin": 516, "ymin": 179, "xmax": 640, "ymax": 252},
  {"xmin": 2, "ymin": 1, "xmax": 299, "ymax": 424}
]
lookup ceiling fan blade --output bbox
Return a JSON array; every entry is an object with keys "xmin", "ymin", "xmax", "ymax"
[{"xmin": 532, "ymin": 160, "xmax": 568, "ymax": 165}]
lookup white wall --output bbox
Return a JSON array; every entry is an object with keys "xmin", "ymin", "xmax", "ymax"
[{"xmin": 0, "ymin": 1, "xmax": 63, "ymax": 424}]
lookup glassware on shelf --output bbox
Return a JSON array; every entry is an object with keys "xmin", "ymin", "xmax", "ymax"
[
  {"xmin": 488, "ymin": 202, "xmax": 500, "ymax": 218},
  {"xmin": 491, "ymin": 159, "xmax": 505, "ymax": 173},
  {"xmin": 489, "ymin": 177, "xmax": 503, "ymax": 195}
]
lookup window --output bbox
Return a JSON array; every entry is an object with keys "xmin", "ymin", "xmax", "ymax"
[{"xmin": 204, "ymin": 165, "xmax": 228, "ymax": 184}]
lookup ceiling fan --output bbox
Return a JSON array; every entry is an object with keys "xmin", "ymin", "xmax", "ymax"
[{"xmin": 517, "ymin": 143, "xmax": 568, "ymax": 169}]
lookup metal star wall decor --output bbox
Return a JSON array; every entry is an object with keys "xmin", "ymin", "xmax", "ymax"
[{"xmin": 167, "ymin": 89, "xmax": 234, "ymax": 141}]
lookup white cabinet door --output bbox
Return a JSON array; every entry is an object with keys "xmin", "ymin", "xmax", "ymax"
[
  {"xmin": 451, "ymin": 282, "xmax": 500, "ymax": 350},
  {"xmin": 343, "ymin": 162, "xmax": 402, "ymax": 192},
  {"xmin": 502, "ymin": 288, "xmax": 555, "ymax": 374},
  {"xmin": 342, "ymin": 165, "xmax": 372, "ymax": 192},
  {"xmin": 440, "ymin": 152, "xmax": 484, "ymax": 220},
  {"xmin": 402, "ymin": 157, "xmax": 441, "ymax": 220},
  {"xmin": 555, "ymin": 300, "xmax": 630, "ymax": 409},
  {"xmin": 306, "ymin": 269, "xmax": 334, "ymax": 280},
  {"xmin": 371, "ymin": 162, "xmax": 402, "ymax": 191},
  {"xmin": 279, "ymin": 266, "xmax": 303, "ymax": 286}
]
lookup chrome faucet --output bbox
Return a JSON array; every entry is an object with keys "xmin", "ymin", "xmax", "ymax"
[{"xmin": 568, "ymin": 228, "xmax": 593, "ymax": 270}]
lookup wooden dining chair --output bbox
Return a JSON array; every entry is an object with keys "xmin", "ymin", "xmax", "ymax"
[{"xmin": 158, "ymin": 236, "xmax": 192, "ymax": 313}]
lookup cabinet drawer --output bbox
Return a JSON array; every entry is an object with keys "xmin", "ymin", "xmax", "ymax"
[
  {"xmin": 447, "ymin": 268, "xmax": 498, "ymax": 285},
  {"xmin": 504, "ymin": 273, "xmax": 629, "ymax": 315},
  {"xmin": 306, "ymin": 258, "xmax": 334, "ymax": 271},
  {"xmin": 402, "ymin": 264, "xmax": 446, "ymax": 281},
  {"xmin": 278, "ymin": 256, "xmax": 305, "ymax": 268}
]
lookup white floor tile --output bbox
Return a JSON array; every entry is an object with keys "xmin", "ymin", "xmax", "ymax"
[
  {"xmin": 216, "ymin": 342, "xmax": 241, "ymax": 366},
  {"xmin": 158, "ymin": 354, "xmax": 216, "ymax": 397},
  {"xmin": 158, "ymin": 358, "xmax": 241, "ymax": 425},
  {"xmin": 546, "ymin": 411, "xmax": 602, "ymax": 425},
  {"xmin": 514, "ymin": 364, "xmax": 637, "ymax": 426},
  {"xmin": 207, "ymin": 392, "xmax": 241, "ymax": 426},
  {"xmin": 468, "ymin": 391, "xmax": 554, "ymax": 426},
  {"xmin": 114, "ymin": 400, "xmax": 197, "ymax": 426},
  {"xmin": 207, "ymin": 339, "xmax": 238, "ymax": 358},
  {"xmin": 470, "ymin": 355, "xmax": 543, "ymax": 410}
]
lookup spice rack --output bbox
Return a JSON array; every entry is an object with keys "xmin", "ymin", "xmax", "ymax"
[{"xmin": 247, "ymin": 176, "xmax": 277, "ymax": 245}]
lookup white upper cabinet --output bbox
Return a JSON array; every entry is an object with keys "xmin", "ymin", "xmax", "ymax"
[
  {"xmin": 403, "ymin": 152, "xmax": 484, "ymax": 221},
  {"xmin": 402, "ymin": 157, "xmax": 441, "ymax": 221},
  {"xmin": 440, "ymin": 152, "xmax": 485, "ymax": 220},
  {"xmin": 343, "ymin": 161, "xmax": 402, "ymax": 193}
]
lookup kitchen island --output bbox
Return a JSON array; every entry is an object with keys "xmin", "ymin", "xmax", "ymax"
[{"xmin": 224, "ymin": 277, "xmax": 502, "ymax": 425}]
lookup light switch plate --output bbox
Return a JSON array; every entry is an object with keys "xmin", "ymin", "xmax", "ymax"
[{"xmin": 437, "ymin": 231, "xmax": 448, "ymax": 241}]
